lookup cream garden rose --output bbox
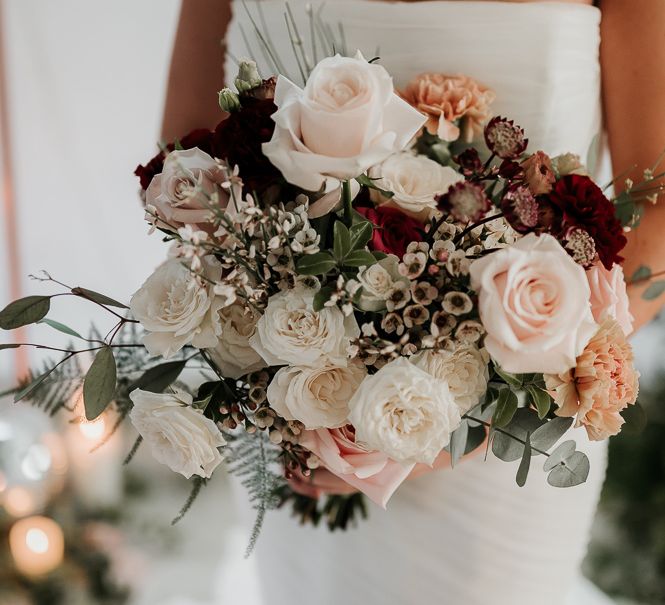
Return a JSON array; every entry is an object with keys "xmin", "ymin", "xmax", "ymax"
[
  {"xmin": 369, "ymin": 152, "xmax": 464, "ymax": 219},
  {"xmin": 469, "ymin": 233, "xmax": 597, "ymax": 374},
  {"xmin": 250, "ymin": 286, "xmax": 360, "ymax": 367},
  {"xmin": 130, "ymin": 258, "xmax": 222, "ymax": 358},
  {"xmin": 129, "ymin": 389, "xmax": 225, "ymax": 479},
  {"xmin": 262, "ymin": 52, "xmax": 426, "ymax": 193},
  {"xmin": 267, "ymin": 362, "xmax": 367, "ymax": 429},
  {"xmin": 146, "ymin": 148, "xmax": 242, "ymax": 233},
  {"xmin": 348, "ymin": 357, "xmax": 462, "ymax": 465},
  {"xmin": 208, "ymin": 303, "xmax": 266, "ymax": 379},
  {"xmin": 411, "ymin": 343, "xmax": 490, "ymax": 413},
  {"xmin": 356, "ymin": 255, "xmax": 410, "ymax": 312}
]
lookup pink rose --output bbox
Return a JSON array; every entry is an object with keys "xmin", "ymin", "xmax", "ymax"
[
  {"xmin": 586, "ymin": 262, "xmax": 634, "ymax": 336},
  {"xmin": 300, "ymin": 426, "xmax": 413, "ymax": 508},
  {"xmin": 470, "ymin": 233, "xmax": 598, "ymax": 374}
]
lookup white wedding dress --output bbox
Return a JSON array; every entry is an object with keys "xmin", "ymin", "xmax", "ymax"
[{"xmin": 224, "ymin": 2, "xmax": 610, "ymax": 604}]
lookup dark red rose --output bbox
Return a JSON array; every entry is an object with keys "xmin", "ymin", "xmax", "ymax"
[
  {"xmin": 211, "ymin": 97, "xmax": 280, "ymax": 195},
  {"xmin": 543, "ymin": 174, "xmax": 627, "ymax": 269},
  {"xmin": 356, "ymin": 206, "xmax": 424, "ymax": 258},
  {"xmin": 134, "ymin": 128, "xmax": 214, "ymax": 190}
]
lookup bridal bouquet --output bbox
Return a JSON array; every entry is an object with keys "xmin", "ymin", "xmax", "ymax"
[{"xmin": 2, "ymin": 48, "xmax": 656, "ymax": 547}]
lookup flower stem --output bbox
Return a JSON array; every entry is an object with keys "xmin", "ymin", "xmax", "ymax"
[{"xmin": 342, "ymin": 180, "xmax": 353, "ymax": 226}]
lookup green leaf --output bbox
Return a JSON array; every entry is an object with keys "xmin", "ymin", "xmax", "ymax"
[
  {"xmin": 586, "ymin": 132, "xmax": 601, "ymax": 176},
  {"xmin": 491, "ymin": 408, "xmax": 544, "ymax": 462},
  {"xmin": 192, "ymin": 393, "xmax": 213, "ymax": 412},
  {"xmin": 493, "ymin": 365, "xmax": 523, "ymax": 388},
  {"xmin": 38, "ymin": 318, "xmax": 83, "ymax": 339},
  {"xmin": 515, "ymin": 431, "xmax": 532, "ymax": 487},
  {"xmin": 449, "ymin": 421, "xmax": 469, "ymax": 467},
  {"xmin": 355, "ymin": 174, "xmax": 394, "ymax": 198},
  {"xmin": 371, "ymin": 251, "xmax": 388, "ymax": 261},
  {"xmin": 14, "ymin": 367, "xmax": 56, "ymax": 403},
  {"xmin": 296, "ymin": 252, "xmax": 336, "ymax": 276},
  {"xmin": 631, "ymin": 265, "xmax": 651, "ymax": 283},
  {"xmin": 621, "ymin": 402, "xmax": 647, "ymax": 435},
  {"xmin": 642, "ymin": 280, "xmax": 665, "ymax": 300},
  {"xmin": 543, "ymin": 440, "xmax": 576, "ymax": 472},
  {"xmin": 464, "ymin": 424, "xmax": 487, "ymax": 455},
  {"xmin": 71, "ymin": 287, "xmax": 129, "ymax": 309},
  {"xmin": 342, "ymin": 250, "xmax": 378, "ymax": 268},
  {"xmin": 131, "ymin": 360, "xmax": 187, "ymax": 393},
  {"xmin": 547, "ymin": 450, "xmax": 590, "ymax": 488},
  {"xmin": 348, "ymin": 221, "xmax": 373, "ymax": 251},
  {"xmin": 0, "ymin": 296, "xmax": 51, "ymax": 330},
  {"xmin": 313, "ymin": 285, "xmax": 336, "ymax": 312},
  {"xmin": 492, "ymin": 389, "xmax": 518, "ymax": 428},
  {"xmin": 526, "ymin": 385, "xmax": 552, "ymax": 420},
  {"xmin": 0, "ymin": 344, "xmax": 20, "ymax": 351},
  {"xmin": 83, "ymin": 347, "xmax": 117, "ymax": 420},
  {"xmin": 333, "ymin": 221, "xmax": 351, "ymax": 261},
  {"xmin": 530, "ymin": 416, "xmax": 574, "ymax": 452}
]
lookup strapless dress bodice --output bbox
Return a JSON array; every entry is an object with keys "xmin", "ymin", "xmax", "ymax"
[{"xmin": 226, "ymin": 0, "xmax": 601, "ymax": 158}]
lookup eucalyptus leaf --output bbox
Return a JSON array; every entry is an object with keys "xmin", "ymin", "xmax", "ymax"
[
  {"xmin": 38, "ymin": 318, "xmax": 83, "ymax": 339},
  {"xmin": 333, "ymin": 221, "xmax": 351, "ymax": 260},
  {"xmin": 348, "ymin": 220, "xmax": 373, "ymax": 251},
  {"xmin": 343, "ymin": 250, "xmax": 377, "ymax": 268},
  {"xmin": 526, "ymin": 385, "xmax": 552, "ymax": 420},
  {"xmin": 515, "ymin": 432, "xmax": 532, "ymax": 487},
  {"xmin": 613, "ymin": 191, "xmax": 636, "ymax": 228},
  {"xmin": 131, "ymin": 360, "xmax": 187, "ymax": 393},
  {"xmin": 71, "ymin": 287, "xmax": 129, "ymax": 309},
  {"xmin": 492, "ymin": 389, "xmax": 518, "ymax": 428},
  {"xmin": 543, "ymin": 440, "xmax": 576, "ymax": 472},
  {"xmin": 0, "ymin": 296, "xmax": 51, "ymax": 330},
  {"xmin": 14, "ymin": 367, "xmax": 55, "ymax": 403},
  {"xmin": 530, "ymin": 416, "xmax": 574, "ymax": 452},
  {"xmin": 491, "ymin": 408, "xmax": 544, "ymax": 462},
  {"xmin": 464, "ymin": 424, "xmax": 487, "ymax": 455},
  {"xmin": 631, "ymin": 265, "xmax": 651, "ymax": 283},
  {"xmin": 83, "ymin": 347, "xmax": 117, "ymax": 420},
  {"xmin": 493, "ymin": 365, "xmax": 523, "ymax": 388},
  {"xmin": 296, "ymin": 252, "xmax": 336, "ymax": 276},
  {"xmin": 547, "ymin": 451, "xmax": 590, "ymax": 488},
  {"xmin": 449, "ymin": 421, "xmax": 469, "ymax": 467},
  {"xmin": 643, "ymin": 280, "xmax": 665, "ymax": 301}
]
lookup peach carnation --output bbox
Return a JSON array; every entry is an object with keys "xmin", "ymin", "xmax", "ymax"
[
  {"xmin": 545, "ymin": 319, "xmax": 639, "ymax": 441},
  {"xmin": 400, "ymin": 74, "xmax": 495, "ymax": 143}
]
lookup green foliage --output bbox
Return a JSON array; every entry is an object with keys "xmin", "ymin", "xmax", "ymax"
[
  {"xmin": 295, "ymin": 251, "xmax": 336, "ymax": 275},
  {"xmin": 172, "ymin": 476, "xmax": 207, "ymax": 526},
  {"xmin": 83, "ymin": 346, "xmax": 117, "ymax": 420},
  {"xmin": 643, "ymin": 280, "xmax": 665, "ymax": 301},
  {"xmin": 225, "ymin": 430, "xmax": 286, "ymax": 556},
  {"xmin": 492, "ymin": 389, "xmax": 518, "ymax": 428},
  {"xmin": 130, "ymin": 360, "xmax": 188, "ymax": 393},
  {"xmin": 278, "ymin": 486, "xmax": 368, "ymax": 531},
  {"xmin": 70, "ymin": 287, "xmax": 129, "ymax": 309},
  {"xmin": 355, "ymin": 174, "xmax": 394, "ymax": 199},
  {"xmin": 0, "ymin": 295, "xmax": 51, "ymax": 329},
  {"xmin": 516, "ymin": 432, "xmax": 532, "ymax": 487},
  {"xmin": 38, "ymin": 318, "xmax": 83, "ymax": 339}
]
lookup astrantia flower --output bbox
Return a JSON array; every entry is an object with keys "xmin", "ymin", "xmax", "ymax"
[
  {"xmin": 501, "ymin": 185, "xmax": 539, "ymax": 233},
  {"xmin": 545, "ymin": 319, "xmax": 639, "ymax": 441},
  {"xmin": 543, "ymin": 175, "xmax": 627, "ymax": 270},
  {"xmin": 438, "ymin": 181, "xmax": 491, "ymax": 223},
  {"xmin": 522, "ymin": 151, "xmax": 556, "ymax": 195},
  {"xmin": 564, "ymin": 227, "xmax": 597, "ymax": 267},
  {"xmin": 356, "ymin": 205, "xmax": 424, "ymax": 258},
  {"xmin": 484, "ymin": 116, "xmax": 528, "ymax": 159}
]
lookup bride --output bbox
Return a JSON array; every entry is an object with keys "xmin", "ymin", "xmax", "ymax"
[{"xmin": 161, "ymin": 1, "xmax": 665, "ymax": 603}]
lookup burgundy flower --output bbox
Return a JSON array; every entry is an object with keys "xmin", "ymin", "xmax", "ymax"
[
  {"xmin": 484, "ymin": 116, "xmax": 528, "ymax": 159},
  {"xmin": 501, "ymin": 185, "xmax": 539, "ymax": 232},
  {"xmin": 454, "ymin": 148, "xmax": 483, "ymax": 177},
  {"xmin": 543, "ymin": 175, "xmax": 627, "ymax": 269},
  {"xmin": 498, "ymin": 159, "xmax": 524, "ymax": 180},
  {"xmin": 437, "ymin": 181, "xmax": 491, "ymax": 223},
  {"xmin": 356, "ymin": 206, "xmax": 424, "ymax": 258}
]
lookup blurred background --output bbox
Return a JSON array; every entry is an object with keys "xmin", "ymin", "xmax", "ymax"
[{"xmin": 0, "ymin": 1, "xmax": 663, "ymax": 604}]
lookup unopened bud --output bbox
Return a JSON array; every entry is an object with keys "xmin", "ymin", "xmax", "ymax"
[
  {"xmin": 235, "ymin": 59, "xmax": 262, "ymax": 93},
  {"xmin": 218, "ymin": 87, "xmax": 241, "ymax": 112}
]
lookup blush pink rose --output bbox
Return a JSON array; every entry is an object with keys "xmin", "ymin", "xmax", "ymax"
[
  {"xmin": 299, "ymin": 426, "xmax": 413, "ymax": 508},
  {"xmin": 469, "ymin": 233, "xmax": 598, "ymax": 374},
  {"xmin": 586, "ymin": 262, "xmax": 634, "ymax": 336}
]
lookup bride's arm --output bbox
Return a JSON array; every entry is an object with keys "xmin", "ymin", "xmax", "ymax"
[
  {"xmin": 601, "ymin": 0, "xmax": 665, "ymax": 330},
  {"xmin": 161, "ymin": 0, "xmax": 231, "ymax": 142}
]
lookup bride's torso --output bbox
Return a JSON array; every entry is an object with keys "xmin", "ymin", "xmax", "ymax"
[{"xmin": 224, "ymin": 3, "xmax": 608, "ymax": 605}]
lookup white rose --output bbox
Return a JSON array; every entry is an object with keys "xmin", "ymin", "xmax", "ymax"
[
  {"xmin": 146, "ymin": 148, "xmax": 242, "ymax": 232},
  {"xmin": 129, "ymin": 389, "xmax": 225, "ymax": 479},
  {"xmin": 262, "ymin": 52, "xmax": 426, "ymax": 193},
  {"xmin": 250, "ymin": 286, "xmax": 360, "ymax": 367},
  {"xmin": 208, "ymin": 303, "xmax": 266, "ymax": 379},
  {"xmin": 130, "ymin": 258, "xmax": 222, "ymax": 358},
  {"xmin": 348, "ymin": 357, "xmax": 462, "ymax": 465},
  {"xmin": 469, "ymin": 233, "xmax": 598, "ymax": 374},
  {"xmin": 411, "ymin": 344, "xmax": 490, "ymax": 414},
  {"xmin": 267, "ymin": 362, "xmax": 367, "ymax": 428},
  {"xmin": 370, "ymin": 152, "xmax": 464, "ymax": 218},
  {"xmin": 357, "ymin": 255, "xmax": 409, "ymax": 312}
]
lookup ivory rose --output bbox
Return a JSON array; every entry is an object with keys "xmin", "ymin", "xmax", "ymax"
[
  {"xmin": 129, "ymin": 389, "xmax": 226, "ymax": 479},
  {"xmin": 300, "ymin": 426, "xmax": 413, "ymax": 508},
  {"xmin": 586, "ymin": 262, "xmax": 634, "ymax": 336},
  {"xmin": 348, "ymin": 357, "xmax": 462, "ymax": 465},
  {"xmin": 469, "ymin": 233, "xmax": 598, "ymax": 374},
  {"xmin": 545, "ymin": 319, "xmax": 639, "ymax": 441},
  {"xmin": 267, "ymin": 362, "xmax": 367, "ymax": 429},
  {"xmin": 249, "ymin": 286, "xmax": 360, "ymax": 367},
  {"xmin": 356, "ymin": 254, "xmax": 410, "ymax": 312},
  {"xmin": 262, "ymin": 52, "xmax": 426, "ymax": 192},
  {"xmin": 130, "ymin": 258, "xmax": 222, "ymax": 358},
  {"xmin": 146, "ymin": 148, "xmax": 242, "ymax": 232},
  {"xmin": 369, "ymin": 152, "xmax": 464, "ymax": 219}
]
